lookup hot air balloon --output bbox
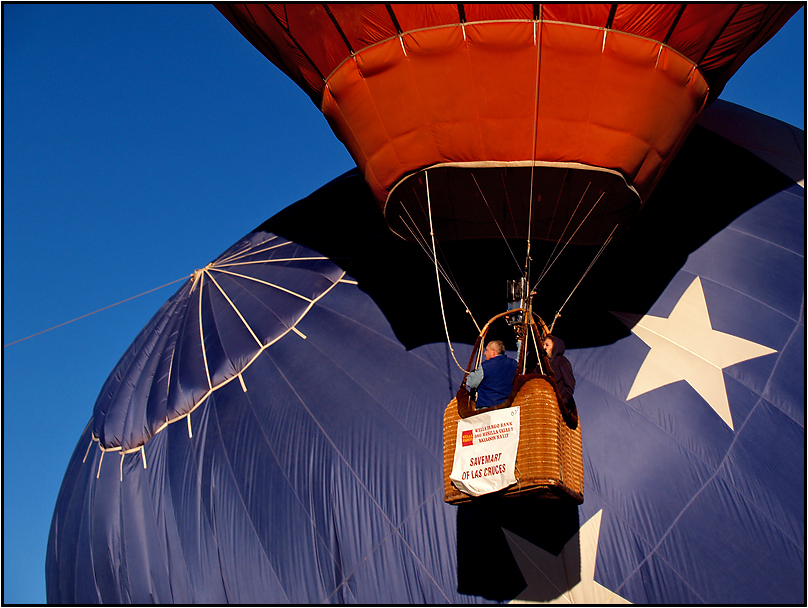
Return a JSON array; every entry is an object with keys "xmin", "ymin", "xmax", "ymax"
[
  {"xmin": 47, "ymin": 3, "xmax": 803, "ymax": 605},
  {"xmin": 218, "ymin": 3, "xmax": 796, "ymax": 246},
  {"xmin": 46, "ymin": 98, "xmax": 804, "ymax": 604}
]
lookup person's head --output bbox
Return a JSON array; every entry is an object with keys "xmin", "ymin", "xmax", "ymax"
[
  {"xmin": 542, "ymin": 335, "xmax": 555, "ymax": 356},
  {"xmin": 484, "ymin": 340, "xmax": 505, "ymax": 360}
]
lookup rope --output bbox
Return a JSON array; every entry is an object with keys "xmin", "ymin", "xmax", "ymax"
[
  {"xmin": 538, "ymin": 179, "xmax": 589, "ymax": 284},
  {"xmin": 4, "ymin": 275, "xmax": 190, "ymax": 348},
  {"xmin": 196, "ymin": 271, "xmax": 212, "ymax": 390},
  {"xmin": 471, "ymin": 173, "xmax": 522, "ymax": 276},
  {"xmin": 399, "ymin": 210, "xmax": 459, "ymax": 295},
  {"xmin": 549, "ymin": 222, "xmax": 619, "ymax": 333},
  {"xmin": 525, "ymin": 18, "xmax": 544, "ymax": 285},
  {"xmin": 500, "ymin": 172, "xmax": 520, "ymax": 245},
  {"xmin": 534, "ymin": 189, "xmax": 605, "ymax": 291},
  {"xmin": 426, "ymin": 170, "xmax": 468, "ymax": 373},
  {"xmin": 398, "ymin": 202, "xmax": 481, "ymax": 334},
  {"xmin": 530, "ymin": 320, "xmax": 542, "ymax": 374}
]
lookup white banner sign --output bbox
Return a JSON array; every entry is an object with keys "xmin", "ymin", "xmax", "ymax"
[{"xmin": 450, "ymin": 406, "xmax": 520, "ymax": 497}]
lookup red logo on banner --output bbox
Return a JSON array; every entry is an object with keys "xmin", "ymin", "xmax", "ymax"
[{"xmin": 461, "ymin": 430, "xmax": 473, "ymax": 446}]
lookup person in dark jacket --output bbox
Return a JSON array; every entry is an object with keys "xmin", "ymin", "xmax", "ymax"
[
  {"xmin": 466, "ymin": 340, "xmax": 518, "ymax": 409},
  {"xmin": 543, "ymin": 335, "xmax": 578, "ymax": 424}
]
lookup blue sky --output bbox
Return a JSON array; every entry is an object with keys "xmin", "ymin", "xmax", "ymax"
[{"xmin": 2, "ymin": 4, "xmax": 803, "ymax": 604}]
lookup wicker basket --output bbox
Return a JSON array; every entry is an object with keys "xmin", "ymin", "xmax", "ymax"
[{"xmin": 443, "ymin": 376, "xmax": 583, "ymax": 504}]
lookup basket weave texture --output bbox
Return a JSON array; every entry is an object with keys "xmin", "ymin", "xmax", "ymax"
[{"xmin": 443, "ymin": 377, "xmax": 583, "ymax": 504}]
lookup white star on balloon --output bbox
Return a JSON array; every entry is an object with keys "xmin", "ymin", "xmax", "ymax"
[
  {"xmin": 504, "ymin": 509, "xmax": 630, "ymax": 604},
  {"xmin": 613, "ymin": 276, "xmax": 776, "ymax": 430}
]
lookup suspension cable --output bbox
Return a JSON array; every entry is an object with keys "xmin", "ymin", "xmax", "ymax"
[
  {"xmin": 397, "ymin": 205, "xmax": 480, "ymax": 334},
  {"xmin": 4, "ymin": 275, "xmax": 190, "ymax": 348},
  {"xmin": 471, "ymin": 173, "xmax": 523, "ymax": 276},
  {"xmin": 534, "ymin": 189, "xmax": 605, "ymax": 292},
  {"xmin": 398, "ymin": 187, "xmax": 464, "ymax": 294},
  {"xmin": 549, "ymin": 222, "xmax": 619, "ymax": 333},
  {"xmin": 538, "ymin": 179, "xmax": 589, "ymax": 283},
  {"xmin": 526, "ymin": 17, "xmax": 543, "ymax": 286},
  {"xmin": 426, "ymin": 171, "xmax": 471, "ymax": 372},
  {"xmin": 500, "ymin": 172, "xmax": 520, "ymax": 243}
]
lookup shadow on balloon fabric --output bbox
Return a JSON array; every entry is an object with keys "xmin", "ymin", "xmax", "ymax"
[
  {"xmin": 260, "ymin": 122, "xmax": 794, "ymax": 354},
  {"xmin": 455, "ymin": 493, "xmax": 581, "ymax": 601}
]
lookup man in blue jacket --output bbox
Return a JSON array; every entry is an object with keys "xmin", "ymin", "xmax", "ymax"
[{"xmin": 466, "ymin": 340, "xmax": 518, "ymax": 409}]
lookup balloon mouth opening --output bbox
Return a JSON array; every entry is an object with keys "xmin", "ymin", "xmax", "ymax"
[{"xmin": 384, "ymin": 162, "xmax": 642, "ymax": 245}]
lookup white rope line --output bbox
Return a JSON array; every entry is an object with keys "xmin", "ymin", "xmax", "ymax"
[
  {"xmin": 394, "ymin": 178, "xmax": 480, "ymax": 327},
  {"xmin": 550, "ymin": 223, "xmax": 619, "ymax": 332},
  {"xmin": 216, "ymin": 238, "xmax": 326, "ymax": 270},
  {"xmin": 471, "ymin": 172, "xmax": 523, "ymax": 275},
  {"xmin": 400, "ymin": 181, "xmax": 461, "ymax": 282},
  {"xmin": 426, "ymin": 171, "xmax": 467, "ymax": 373},
  {"xmin": 166, "ymin": 341, "xmax": 175, "ymax": 400},
  {"xmin": 396, "ymin": 204, "xmax": 463, "ymax": 296},
  {"xmin": 216, "ymin": 236, "xmax": 285, "ymax": 264},
  {"xmin": 204, "ymin": 269, "xmax": 264, "ymax": 347},
  {"xmin": 196, "ymin": 271, "xmax": 213, "ymax": 390},
  {"xmin": 215, "ymin": 241, "xmax": 257, "ymax": 265},
  {"xmin": 400, "ymin": 216, "xmax": 460, "ymax": 298},
  {"xmin": 500, "ymin": 171, "xmax": 521, "ymax": 246},
  {"xmin": 214, "ymin": 256, "xmax": 328, "ymax": 268},
  {"xmin": 210, "ymin": 268, "xmax": 313, "ymax": 302},
  {"xmin": 538, "ymin": 180, "xmax": 590, "ymax": 284},
  {"xmin": 525, "ymin": 18, "xmax": 543, "ymax": 279},
  {"xmin": 398, "ymin": 209, "xmax": 480, "ymax": 333},
  {"xmin": 88, "ymin": 270, "xmax": 350, "ymax": 458},
  {"xmin": 4, "ymin": 275, "xmax": 190, "ymax": 348},
  {"xmin": 398, "ymin": 205, "xmax": 440, "ymax": 261},
  {"xmin": 551, "ymin": 189, "xmax": 606, "ymax": 259},
  {"xmin": 529, "ymin": 320, "xmax": 542, "ymax": 374},
  {"xmin": 216, "ymin": 235, "xmax": 284, "ymax": 264},
  {"xmin": 536, "ymin": 189, "xmax": 605, "ymax": 289}
]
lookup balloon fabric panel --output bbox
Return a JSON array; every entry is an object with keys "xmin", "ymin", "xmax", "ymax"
[
  {"xmin": 280, "ymin": 4, "xmax": 345, "ymax": 82},
  {"xmin": 392, "ymin": 4, "xmax": 460, "ymax": 31},
  {"xmin": 763, "ymin": 327, "xmax": 805, "ymax": 426},
  {"xmin": 48, "ymin": 101, "xmax": 804, "ymax": 604},
  {"xmin": 217, "ymin": 3, "xmax": 799, "ymax": 234},
  {"xmin": 89, "ymin": 235, "xmax": 348, "ymax": 453},
  {"xmin": 540, "ymin": 3, "xmax": 612, "ymax": 27},
  {"xmin": 609, "ymin": 4, "xmax": 682, "ymax": 41},
  {"xmin": 326, "ymin": 3, "xmax": 398, "ymax": 49},
  {"xmin": 91, "ymin": 292, "xmax": 186, "ymax": 450},
  {"xmin": 685, "ymin": 191, "xmax": 804, "ymax": 323}
]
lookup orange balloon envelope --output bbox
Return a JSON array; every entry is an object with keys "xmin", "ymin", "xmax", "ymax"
[{"xmin": 218, "ymin": 3, "xmax": 797, "ymax": 244}]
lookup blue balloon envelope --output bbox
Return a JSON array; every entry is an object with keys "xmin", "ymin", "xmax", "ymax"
[{"xmin": 47, "ymin": 101, "xmax": 804, "ymax": 604}]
